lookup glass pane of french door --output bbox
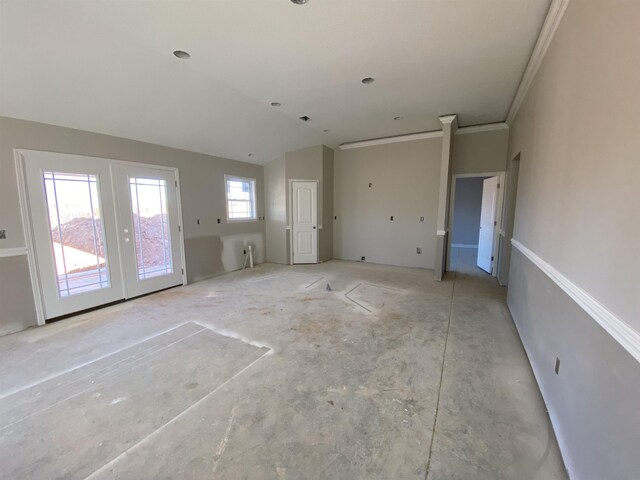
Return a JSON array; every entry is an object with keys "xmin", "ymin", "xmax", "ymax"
[
  {"xmin": 43, "ymin": 172, "xmax": 111, "ymax": 297},
  {"xmin": 128, "ymin": 177, "xmax": 173, "ymax": 280}
]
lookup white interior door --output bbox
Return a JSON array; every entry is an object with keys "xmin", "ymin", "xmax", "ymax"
[
  {"xmin": 292, "ymin": 180, "xmax": 318, "ymax": 264},
  {"xmin": 114, "ymin": 164, "xmax": 184, "ymax": 298},
  {"xmin": 21, "ymin": 151, "xmax": 125, "ymax": 319},
  {"xmin": 477, "ymin": 176, "xmax": 499, "ymax": 273}
]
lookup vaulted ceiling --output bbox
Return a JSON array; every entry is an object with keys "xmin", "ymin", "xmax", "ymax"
[{"xmin": 0, "ymin": 0, "xmax": 551, "ymax": 164}]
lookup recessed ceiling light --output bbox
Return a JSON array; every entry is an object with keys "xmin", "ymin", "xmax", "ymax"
[
  {"xmin": 361, "ymin": 77, "xmax": 375, "ymax": 84},
  {"xmin": 299, "ymin": 115, "xmax": 311, "ymax": 122},
  {"xmin": 270, "ymin": 102, "xmax": 282, "ymax": 107},
  {"xmin": 323, "ymin": 129, "xmax": 331, "ymax": 133},
  {"xmin": 173, "ymin": 50, "xmax": 191, "ymax": 59},
  {"xmin": 248, "ymin": 153, "xmax": 253, "ymax": 157},
  {"xmin": 291, "ymin": 0, "xmax": 309, "ymax": 4},
  {"xmin": 393, "ymin": 116, "xmax": 403, "ymax": 121}
]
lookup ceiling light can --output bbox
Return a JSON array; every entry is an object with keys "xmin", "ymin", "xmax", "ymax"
[
  {"xmin": 361, "ymin": 77, "xmax": 375, "ymax": 84},
  {"xmin": 270, "ymin": 102, "xmax": 282, "ymax": 107},
  {"xmin": 173, "ymin": 50, "xmax": 191, "ymax": 59}
]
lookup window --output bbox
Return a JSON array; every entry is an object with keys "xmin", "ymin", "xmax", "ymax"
[{"xmin": 225, "ymin": 175, "xmax": 257, "ymax": 221}]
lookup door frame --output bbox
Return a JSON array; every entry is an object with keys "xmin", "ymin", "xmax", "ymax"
[
  {"xmin": 287, "ymin": 179, "xmax": 319, "ymax": 265},
  {"xmin": 14, "ymin": 149, "xmax": 187, "ymax": 326},
  {"xmin": 447, "ymin": 171, "xmax": 505, "ymax": 276}
]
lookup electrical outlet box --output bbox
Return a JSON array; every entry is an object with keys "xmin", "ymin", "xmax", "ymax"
[
  {"xmin": 416, "ymin": 247, "xmax": 422, "ymax": 254},
  {"xmin": 0, "ymin": 230, "xmax": 5, "ymax": 239},
  {"xmin": 217, "ymin": 218, "xmax": 221, "ymax": 224},
  {"xmin": 555, "ymin": 357, "xmax": 560, "ymax": 374},
  {"xmin": 361, "ymin": 256, "xmax": 366, "ymax": 262},
  {"xmin": 390, "ymin": 216, "xmax": 394, "ymax": 221},
  {"xmin": 420, "ymin": 217, "xmax": 424, "ymax": 222},
  {"xmin": 368, "ymin": 183, "xmax": 372, "ymax": 188}
]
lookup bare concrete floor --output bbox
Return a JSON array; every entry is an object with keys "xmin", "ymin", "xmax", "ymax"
[{"xmin": 0, "ymin": 260, "xmax": 567, "ymax": 479}]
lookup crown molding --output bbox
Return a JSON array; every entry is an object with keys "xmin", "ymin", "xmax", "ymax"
[
  {"xmin": 455, "ymin": 122, "xmax": 508, "ymax": 135},
  {"xmin": 338, "ymin": 130, "xmax": 442, "ymax": 150},
  {"xmin": 338, "ymin": 122, "xmax": 508, "ymax": 150},
  {"xmin": 512, "ymin": 239, "xmax": 640, "ymax": 364},
  {"xmin": 506, "ymin": 0, "xmax": 571, "ymax": 125},
  {"xmin": 438, "ymin": 114, "xmax": 458, "ymax": 132}
]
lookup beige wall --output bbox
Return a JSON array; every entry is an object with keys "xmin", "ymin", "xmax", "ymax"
[
  {"xmin": 0, "ymin": 116, "xmax": 265, "ymax": 331},
  {"xmin": 320, "ymin": 145, "xmax": 334, "ymax": 262},
  {"xmin": 265, "ymin": 156, "xmax": 287, "ymax": 264},
  {"xmin": 283, "ymin": 145, "xmax": 333, "ymax": 263},
  {"xmin": 334, "ymin": 129, "xmax": 508, "ymax": 269},
  {"xmin": 452, "ymin": 128, "xmax": 508, "ymax": 174},
  {"xmin": 334, "ymin": 138, "xmax": 442, "ymax": 268},
  {"xmin": 506, "ymin": 1, "xmax": 640, "ymax": 478}
]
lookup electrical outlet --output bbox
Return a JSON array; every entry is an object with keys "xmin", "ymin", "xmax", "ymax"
[
  {"xmin": 390, "ymin": 216, "xmax": 394, "ymax": 221},
  {"xmin": 361, "ymin": 256, "xmax": 366, "ymax": 262},
  {"xmin": 420, "ymin": 217, "xmax": 424, "ymax": 222},
  {"xmin": 197, "ymin": 219, "xmax": 200, "ymax": 225},
  {"xmin": 334, "ymin": 216, "xmax": 337, "ymax": 220},
  {"xmin": 416, "ymin": 247, "xmax": 422, "ymax": 254},
  {"xmin": 217, "ymin": 218, "xmax": 221, "ymax": 224},
  {"xmin": 0, "ymin": 230, "xmax": 5, "ymax": 239},
  {"xmin": 368, "ymin": 183, "xmax": 372, "ymax": 188},
  {"xmin": 555, "ymin": 357, "xmax": 560, "ymax": 374}
]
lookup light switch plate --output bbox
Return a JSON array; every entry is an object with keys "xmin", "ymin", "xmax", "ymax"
[{"xmin": 0, "ymin": 230, "xmax": 6, "ymax": 239}]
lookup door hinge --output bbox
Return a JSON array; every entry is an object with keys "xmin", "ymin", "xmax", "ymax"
[
  {"xmin": 175, "ymin": 180, "xmax": 178, "ymax": 188},
  {"xmin": 497, "ymin": 183, "xmax": 500, "ymax": 188},
  {"xmin": 178, "ymin": 225, "xmax": 181, "ymax": 232},
  {"xmin": 491, "ymin": 256, "xmax": 494, "ymax": 261},
  {"xmin": 181, "ymin": 268, "xmax": 184, "ymax": 275},
  {"xmin": 494, "ymin": 221, "xmax": 497, "ymax": 226}
]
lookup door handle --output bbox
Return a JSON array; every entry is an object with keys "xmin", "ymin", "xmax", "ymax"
[{"xmin": 313, "ymin": 226, "xmax": 316, "ymax": 229}]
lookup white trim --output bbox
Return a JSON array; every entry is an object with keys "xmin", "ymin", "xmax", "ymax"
[
  {"xmin": 339, "ymin": 130, "xmax": 442, "ymax": 150},
  {"xmin": 338, "ymin": 123, "xmax": 508, "ymax": 150},
  {"xmin": 455, "ymin": 123, "xmax": 508, "ymax": 135},
  {"xmin": 451, "ymin": 244, "xmax": 478, "ymax": 249},
  {"xmin": 14, "ymin": 150, "xmax": 46, "ymax": 326},
  {"xmin": 436, "ymin": 230, "xmax": 447, "ymax": 236},
  {"xmin": 506, "ymin": 0, "xmax": 571, "ymax": 125},
  {"xmin": 0, "ymin": 247, "xmax": 28, "ymax": 258},
  {"xmin": 511, "ymin": 239, "xmax": 640, "ymax": 364}
]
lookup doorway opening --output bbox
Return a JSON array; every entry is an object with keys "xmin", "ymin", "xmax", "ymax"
[{"xmin": 448, "ymin": 172, "xmax": 505, "ymax": 276}]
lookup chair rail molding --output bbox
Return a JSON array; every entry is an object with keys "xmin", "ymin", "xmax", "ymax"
[{"xmin": 511, "ymin": 239, "xmax": 640, "ymax": 364}]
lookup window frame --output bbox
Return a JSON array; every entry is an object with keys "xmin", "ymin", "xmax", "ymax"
[{"xmin": 224, "ymin": 174, "xmax": 257, "ymax": 223}]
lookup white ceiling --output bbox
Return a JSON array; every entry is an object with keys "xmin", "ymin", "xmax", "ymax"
[{"xmin": 0, "ymin": 0, "xmax": 551, "ymax": 165}]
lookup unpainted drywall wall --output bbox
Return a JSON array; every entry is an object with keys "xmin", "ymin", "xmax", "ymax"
[
  {"xmin": 0, "ymin": 116, "xmax": 265, "ymax": 331},
  {"xmin": 506, "ymin": 1, "xmax": 640, "ymax": 478},
  {"xmin": 451, "ymin": 177, "xmax": 485, "ymax": 246},
  {"xmin": 265, "ymin": 156, "xmax": 287, "ymax": 264},
  {"xmin": 334, "ymin": 138, "xmax": 442, "ymax": 268}
]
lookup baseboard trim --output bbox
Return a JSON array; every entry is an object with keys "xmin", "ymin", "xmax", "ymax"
[
  {"xmin": 511, "ymin": 239, "xmax": 640, "ymax": 363},
  {"xmin": 0, "ymin": 246, "xmax": 28, "ymax": 258},
  {"xmin": 451, "ymin": 243, "xmax": 478, "ymax": 249}
]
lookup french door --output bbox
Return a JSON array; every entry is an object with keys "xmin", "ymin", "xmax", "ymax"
[{"xmin": 18, "ymin": 150, "xmax": 184, "ymax": 321}]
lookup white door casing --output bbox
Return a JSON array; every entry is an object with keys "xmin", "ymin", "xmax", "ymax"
[
  {"xmin": 292, "ymin": 180, "xmax": 318, "ymax": 264},
  {"xmin": 477, "ymin": 176, "xmax": 500, "ymax": 273}
]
